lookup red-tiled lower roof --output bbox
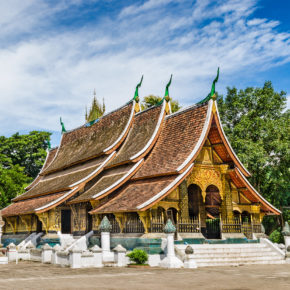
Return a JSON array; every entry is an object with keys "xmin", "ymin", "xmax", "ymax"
[
  {"xmin": 1, "ymin": 192, "xmax": 65, "ymax": 217},
  {"xmin": 90, "ymin": 176, "xmax": 177, "ymax": 213}
]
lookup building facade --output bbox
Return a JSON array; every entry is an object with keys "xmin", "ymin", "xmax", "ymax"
[{"xmin": 1, "ymin": 78, "xmax": 281, "ymax": 241}]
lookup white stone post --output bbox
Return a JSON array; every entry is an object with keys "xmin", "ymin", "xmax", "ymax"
[
  {"xmin": 183, "ymin": 245, "xmax": 197, "ymax": 269},
  {"xmin": 7, "ymin": 243, "xmax": 18, "ymax": 262},
  {"xmin": 69, "ymin": 245, "xmax": 82, "ymax": 269},
  {"xmin": 52, "ymin": 244, "xmax": 62, "ymax": 264},
  {"xmin": 159, "ymin": 219, "xmax": 183, "ymax": 268},
  {"xmin": 42, "ymin": 243, "xmax": 53, "ymax": 263},
  {"xmin": 90, "ymin": 245, "xmax": 103, "ymax": 267},
  {"xmin": 99, "ymin": 216, "xmax": 114, "ymax": 262},
  {"xmin": 113, "ymin": 244, "xmax": 127, "ymax": 267}
]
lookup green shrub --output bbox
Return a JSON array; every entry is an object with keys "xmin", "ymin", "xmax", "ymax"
[
  {"xmin": 126, "ymin": 249, "xmax": 148, "ymax": 265},
  {"xmin": 269, "ymin": 229, "xmax": 283, "ymax": 244}
]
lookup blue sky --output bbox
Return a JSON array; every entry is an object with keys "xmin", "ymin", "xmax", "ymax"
[{"xmin": 0, "ymin": 0, "xmax": 289, "ymax": 147}]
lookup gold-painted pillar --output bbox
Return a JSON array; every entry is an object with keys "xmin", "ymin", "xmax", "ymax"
[
  {"xmin": 6, "ymin": 217, "xmax": 17, "ymax": 234},
  {"xmin": 92, "ymin": 214, "xmax": 101, "ymax": 231},
  {"xmin": 199, "ymin": 191, "xmax": 207, "ymax": 228},
  {"xmin": 36, "ymin": 212, "xmax": 49, "ymax": 233},
  {"xmin": 179, "ymin": 181, "xmax": 189, "ymax": 219},
  {"xmin": 114, "ymin": 213, "xmax": 127, "ymax": 233},
  {"xmin": 138, "ymin": 211, "xmax": 150, "ymax": 234},
  {"xmin": 20, "ymin": 215, "xmax": 33, "ymax": 232}
]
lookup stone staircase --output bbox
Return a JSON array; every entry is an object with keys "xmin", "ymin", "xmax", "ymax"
[
  {"xmin": 59, "ymin": 233, "xmax": 78, "ymax": 249},
  {"xmin": 176, "ymin": 241, "xmax": 285, "ymax": 267}
]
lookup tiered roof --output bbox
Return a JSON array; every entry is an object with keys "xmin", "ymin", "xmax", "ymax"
[{"xmin": 1, "ymin": 81, "xmax": 280, "ymax": 218}]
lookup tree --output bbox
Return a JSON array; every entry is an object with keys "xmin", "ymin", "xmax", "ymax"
[
  {"xmin": 217, "ymin": 81, "xmax": 290, "ymax": 215},
  {"xmin": 0, "ymin": 131, "xmax": 51, "ymax": 178},
  {"xmin": 0, "ymin": 131, "xmax": 51, "ymax": 208},
  {"xmin": 141, "ymin": 95, "xmax": 181, "ymax": 113},
  {"xmin": 0, "ymin": 165, "xmax": 31, "ymax": 208},
  {"xmin": 85, "ymin": 90, "xmax": 105, "ymax": 122}
]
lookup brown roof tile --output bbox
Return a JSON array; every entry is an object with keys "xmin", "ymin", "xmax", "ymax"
[
  {"xmin": 1, "ymin": 192, "xmax": 65, "ymax": 217},
  {"xmin": 43, "ymin": 102, "xmax": 134, "ymax": 173},
  {"xmin": 25, "ymin": 148, "xmax": 58, "ymax": 191},
  {"xmin": 90, "ymin": 176, "xmax": 176, "ymax": 213},
  {"xmin": 69, "ymin": 163, "xmax": 137, "ymax": 203},
  {"xmin": 14, "ymin": 157, "xmax": 105, "ymax": 201},
  {"xmin": 107, "ymin": 105, "xmax": 164, "ymax": 167},
  {"xmin": 133, "ymin": 103, "xmax": 209, "ymax": 179}
]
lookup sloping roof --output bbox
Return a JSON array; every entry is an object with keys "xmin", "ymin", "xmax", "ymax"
[
  {"xmin": 229, "ymin": 168, "xmax": 281, "ymax": 214},
  {"xmin": 25, "ymin": 147, "xmax": 58, "ymax": 191},
  {"xmin": 13, "ymin": 156, "xmax": 108, "ymax": 202},
  {"xmin": 1, "ymin": 192, "xmax": 65, "ymax": 217},
  {"xmin": 69, "ymin": 161, "xmax": 143, "ymax": 203},
  {"xmin": 210, "ymin": 105, "xmax": 251, "ymax": 177},
  {"xmin": 133, "ymin": 103, "xmax": 210, "ymax": 179},
  {"xmin": 42, "ymin": 101, "xmax": 134, "ymax": 174},
  {"xmin": 90, "ymin": 164, "xmax": 193, "ymax": 214},
  {"xmin": 107, "ymin": 103, "xmax": 165, "ymax": 167},
  {"xmin": 69, "ymin": 104, "xmax": 165, "ymax": 203}
]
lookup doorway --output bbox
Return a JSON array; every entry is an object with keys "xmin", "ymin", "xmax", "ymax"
[{"xmin": 61, "ymin": 209, "xmax": 71, "ymax": 234}]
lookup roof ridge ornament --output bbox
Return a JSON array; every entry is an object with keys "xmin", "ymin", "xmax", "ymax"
[
  {"xmin": 158, "ymin": 74, "xmax": 173, "ymax": 114},
  {"xmin": 164, "ymin": 74, "xmax": 172, "ymax": 101},
  {"xmin": 198, "ymin": 67, "xmax": 220, "ymax": 104},
  {"xmin": 60, "ymin": 117, "xmax": 66, "ymax": 134},
  {"xmin": 133, "ymin": 75, "xmax": 143, "ymax": 112}
]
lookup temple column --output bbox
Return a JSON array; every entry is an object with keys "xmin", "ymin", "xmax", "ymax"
[
  {"xmin": 178, "ymin": 181, "xmax": 189, "ymax": 219},
  {"xmin": 138, "ymin": 211, "xmax": 150, "ymax": 234},
  {"xmin": 114, "ymin": 213, "xmax": 127, "ymax": 233},
  {"xmin": 199, "ymin": 191, "xmax": 207, "ymax": 228}
]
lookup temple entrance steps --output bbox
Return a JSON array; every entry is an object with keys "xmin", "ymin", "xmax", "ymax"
[
  {"xmin": 18, "ymin": 232, "xmax": 43, "ymax": 248},
  {"xmin": 58, "ymin": 231, "xmax": 94, "ymax": 252},
  {"xmin": 58, "ymin": 233, "xmax": 77, "ymax": 249},
  {"xmin": 176, "ymin": 240, "xmax": 286, "ymax": 267}
]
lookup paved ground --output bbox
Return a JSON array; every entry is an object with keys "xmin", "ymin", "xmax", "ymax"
[{"xmin": 0, "ymin": 262, "xmax": 289, "ymax": 290}]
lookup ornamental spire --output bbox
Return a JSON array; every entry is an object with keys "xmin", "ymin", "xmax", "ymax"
[
  {"xmin": 163, "ymin": 75, "xmax": 173, "ymax": 114},
  {"xmin": 198, "ymin": 67, "xmax": 220, "ymax": 104},
  {"xmin": 210, "ymin": 67, "xmax": 219, "ymax": 99},
  {"xmin": 133, "ymin": 75, "xmax": 143, "ymax": 102},
  {"xmin": 60, "ymin": 117, "xmax": 66, "ymax": 134},
  {"xmin": 164, "ymin": 74, "xmax": 172, "ymax": 101},
  {"xmin": 133, "ymin": 75, "xmax": 143, "ymax": 112}
]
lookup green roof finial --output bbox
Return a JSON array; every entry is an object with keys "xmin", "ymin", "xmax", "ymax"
[
  {"xmin": 164, "ymin": 74, "xmax": 172, "ymax": 101},
  {"xmin": 133, "ymin": 75, "xmax": 143, "ymax": 103},
  {"xmin": 60, "ymin": 117, "xmax": 66, "ymax": 134},
  {"xmin": 210, "ymin": 67, "xmax": 219, "ymax": 98},
  {"xmin": 198, "ymin": 67, "xmax": 220, "ymax": 104}
]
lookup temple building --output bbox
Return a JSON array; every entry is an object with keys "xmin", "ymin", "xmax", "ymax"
[{"xmin": 1, "ymin": 73, "xmax": 281, "ymax": 243}]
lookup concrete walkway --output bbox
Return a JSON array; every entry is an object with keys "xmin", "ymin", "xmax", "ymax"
[{"xmin": 0, "ymin": 261, "xmax": 289, "ymax": 290}]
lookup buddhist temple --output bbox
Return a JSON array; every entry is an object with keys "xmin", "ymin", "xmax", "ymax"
[{"xmin": 1, "ymin": 72, "xmax": 281, "ymax": 244}]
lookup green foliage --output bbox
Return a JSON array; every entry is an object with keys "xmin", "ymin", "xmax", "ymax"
[
  {"xmin": 126, "ymin": 249, "xmax": 148, "ymax": 265},
  {"xmin": 86, "ymin": 93, "xmax": 105, "ymax": 122},
  {"xmin": 0, "ymin": 131, "xmax": 50, "ymax": 208},
  {"xmin": 217, "ymin": 82, "xmax": 290, "ymax": 210},
  {"xmin": 141, "ymin": 95, "xmax": 181, "ymax": 113},
  {"xmin": 269, "ymin": 229, "xmax": 283, "ymax": 244}
]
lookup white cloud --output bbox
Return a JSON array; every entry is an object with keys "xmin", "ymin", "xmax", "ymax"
[{"xmin": 0, "ymin": 0, "xmax": 289, "ymax": 138}]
